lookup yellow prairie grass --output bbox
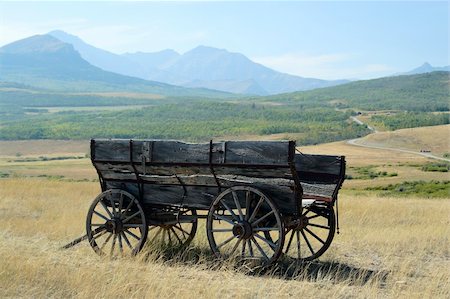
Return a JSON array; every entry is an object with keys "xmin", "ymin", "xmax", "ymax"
[{"xmin": 0, "ymin": 178, "xmax": 449, "ymax": 298}]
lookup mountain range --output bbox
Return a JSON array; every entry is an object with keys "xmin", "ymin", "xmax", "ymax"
[
  {"xmin": 0, "ymin": 34, "xmax": 227, "ymax": 97},
  {"xmin": 48, "ymin": 30, "xmax": 347, "ymax": 95},
  {"xmin": 0, "ymin": 31, "xmax": 448, "ymax": 97}
]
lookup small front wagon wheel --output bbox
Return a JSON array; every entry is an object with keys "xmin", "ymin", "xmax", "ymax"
[
  {"xmin": 206, "ymin": 186, "xmax": 284, "ymax": 265},
  {"xmin": 275, "ymin": 204, "xmax": 336, "ymax": 262},
  {"xmin": 86, "ymin": 189, "xmax": 148, "ymax": 257}
]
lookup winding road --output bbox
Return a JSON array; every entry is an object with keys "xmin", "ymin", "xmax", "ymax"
[{"xmin": 347, "ymin": 116, "xmax": 450, "ymax": 162}]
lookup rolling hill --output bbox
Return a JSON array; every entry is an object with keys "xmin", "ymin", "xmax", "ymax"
[
  {"xmin": 266, "ymin": 71, "xmax": 450, "ymax": 111},
  {"xmin": 0, "ymin": 35, "xmax": 228, "ymax": 97}
]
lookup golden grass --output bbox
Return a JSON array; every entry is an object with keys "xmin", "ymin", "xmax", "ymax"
[
  {"xmin": 1, "ymin": 178, "xmax": 449, "ymax": 298},
  {"xmin": 0, "ymin": 140, "xmax": 89, "ymax": 157},
  {"xmin": 356, "ymin": 125, "xmax": 450, "ymax": 157}
]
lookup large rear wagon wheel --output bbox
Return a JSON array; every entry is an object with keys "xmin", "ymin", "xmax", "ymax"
[
  {"xmin": 86, "ymin": 189, "xmax": 148, "ymax": 257},
  {"xmin": 206, "ymin": 186, "xmax": 284, "ymax": 265},
  {"xmin": 272, "ymin": 203, "xmax": 335, "ymax": 262}
]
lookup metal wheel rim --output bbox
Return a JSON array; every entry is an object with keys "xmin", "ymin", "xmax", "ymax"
[
  {"xmin": 206, "ymin": 186, "xmax": 284, "ymax": 265},
  {"xmin": 86, "ymin": 189, "xmax": 148, "ymax": 257}
]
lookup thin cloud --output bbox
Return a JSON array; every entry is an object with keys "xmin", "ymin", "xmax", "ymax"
[{"xmin": 252, "ymin": 53, "xmax": 396, "ymax": 80}]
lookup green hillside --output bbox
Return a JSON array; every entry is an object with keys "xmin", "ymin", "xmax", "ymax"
[{"xmin": 266, "ymin": 71, "xmax": 450, "ymax": 111}]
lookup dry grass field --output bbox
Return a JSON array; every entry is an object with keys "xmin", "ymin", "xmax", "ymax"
[
  {"xmin": 0, "ymin": 126, "xmax": 449, "ymax": 298},
  {"xmin": 1, "ymin": 179, "xmax": 449, "ymax": 298}
]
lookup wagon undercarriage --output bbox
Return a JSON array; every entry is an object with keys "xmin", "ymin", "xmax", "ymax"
[{"xmin": 81, "ymin": 139, "xmax": 345, "ymax": 265}]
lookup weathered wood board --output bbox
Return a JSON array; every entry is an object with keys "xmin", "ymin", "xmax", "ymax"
[
  {"xmin": 295, "ymin": 154, "xmax": 345, "ymax": 184},
  {"xmin": 92, "ymin": 139, "xmax": 294, "ymax": 165}
]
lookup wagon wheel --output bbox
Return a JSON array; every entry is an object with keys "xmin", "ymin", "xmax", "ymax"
[
  {"xmin": 207, "ymin": 186, "xmax": 284, "ymax": 265},
  {"xmin": 146, "ymin": 208, "xmax": 197, "ymax": 249},
  {"xmin": 86, "ymin": 189, "xmax": 148, "ymax": 257},
  {"xmin": 267, "ymin": 203, "xmax": 335, "ymax": 261}
]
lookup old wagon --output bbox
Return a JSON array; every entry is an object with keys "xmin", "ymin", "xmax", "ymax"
[{"xmin": 85, "ymin": 139, "xmax": 345, "ymax": 264}]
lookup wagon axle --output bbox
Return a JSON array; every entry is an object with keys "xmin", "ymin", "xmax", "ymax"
[
  {"xmin": 104, "ymin": 218, "xmax": 123, "ymax": 234},
  {"xmin": 232, "ymin": 221, "xmax": 253, "ymax": 239}
]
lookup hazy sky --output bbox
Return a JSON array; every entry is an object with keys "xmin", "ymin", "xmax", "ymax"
[{"xmin": 0, "ymin": 1, "xmax": 448, "ymax": 80}]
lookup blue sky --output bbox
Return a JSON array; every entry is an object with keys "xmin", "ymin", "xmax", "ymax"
[{"xmin": 0, "ymin": 1, "xmax": 448, "ymax": 79}]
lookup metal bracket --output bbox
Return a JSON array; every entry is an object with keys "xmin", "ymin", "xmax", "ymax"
[{"xmin": 209, "ymin": 140, "xmax": 222, "ymax": 192}]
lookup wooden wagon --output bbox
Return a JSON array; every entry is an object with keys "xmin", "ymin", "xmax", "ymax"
[{"xmin": 85, "ymin": 139, "xmax": 345, "ymax": 264}]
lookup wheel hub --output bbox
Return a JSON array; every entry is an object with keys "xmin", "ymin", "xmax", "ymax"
[
  {"xmin": 105, "ymin": 218, "xmax": 123, "ymax": 234},
  {"xmin": 232, "ymin": 221, "xmax": 253, "ymax": 239}
]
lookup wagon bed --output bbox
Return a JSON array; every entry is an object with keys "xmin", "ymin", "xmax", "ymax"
[{"xmin": 83, "ymin": 139, "xmax": 345, "ymax": 264}]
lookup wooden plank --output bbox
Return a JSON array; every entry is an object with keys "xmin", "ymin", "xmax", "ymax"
[
  {"xmin": 92, "ymin": 139, "xmax": 293, "ymax": 166},
  {"xmin": 224, "ymin": 141, "xmax": 292, "ymax": 165},
  {"xmin": 295, "ymin": 154, "xmax": 344, "ymax": 183},
  {"xmin": 94, "ymin": 139, "xmax": 130, "ymax": 161},
  {"xmin": 213, "ymin": 166, "xmax": 293, "ymax": 179},
  {"xmin": 94, "ymin": 161, "xmax": 293, "ymax": 180}
]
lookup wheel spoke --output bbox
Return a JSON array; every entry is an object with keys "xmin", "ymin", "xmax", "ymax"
[
  {"xmin": 251, "ymin": 236, "xmax": 268, "ymax": 260},
  {"xmin": 213, "ymin": 214, "xmax": 235, "ymax": 225},
  {"xmin": 217, "ymin": 235, "xmax": 236, "ymax": 249},
  {"xmin": 100, "ymin": 233, "xmax": 113, "ymax": 250},
  {"xmin": 254, "ymin": 233, "xmax": 277, "ymax": 250},
  {"xmin": 285, "ymin": 229, "xmax": 295, "ymax": 254},
  {"xmin": 107, "ymin": 194, "xmax": 116, "ymax": 216},
  {"xmin": 251, "ymin": 210, "xmax": 274, "ymax": 227},
  {"xmin": 307, "ymin": 213, "xmax": 323, "ymax": 220},
  {"xmin": 220, "ymin": 200, "xmax": 239, "ymax": 221},
  {"xmin": 118, "ymin": 193, "xmax": 124, "ymax": 216},
  {"xmin": 150, "ymin": 227, "xmax": 163, "ymax": 242},
  {"xmin": 170, "ymin": 227, "xmax": 183, "ymax": 243},
  {"xmin": 123, "ymin": 198, "xmax": 135, "ymax": 215},
  {"xmin": 304, "ymin": 227, "xmax": 326, "ymax": 244},
  {"xmin": 124, "ymin": 228, "xmax": 141, "ymax": 241},
  {"xmin": 229, "ymin": 238, "xmax": 242, "ymax": 256},
  {"xmin": 245, "ymin": 191, "xmax": 251, "ymax": 221},
  {"xmin": 100, "ymin": 200, "xmax": 113, "ymax": 218},
  {"xmin": 248, "ymin": 196, "xmax": 264, "ymax": 222},
  {"xmin": 166, "ymin": 229, "xmax": 172, "ymax": 244},
  {"xmin": 91, "ymin": 229, "xmax": 107, "ymax": 241},
  {"xmin": 122, "ymin": 211, "xmax": 141, "ymax": 224},
  {"xmin": 231, "ymin": 190, "xmax": 244, "ymax": 221},
  {"xmin": 93, "ymin": 210, "xmax": 109, "ymax": 221},
  {"xmin": 173, "ymin": 224, "xmax": 190, "ymax": 237},
  {"xmin": 296, "ymin": 230, "xmax": 301, "ymax": 259},
  {"xmin": 121, "ymin": 231, "xmax": 133, "ymax": 249},
  {"xmin": 110, "ymin": 234, "xmax": 117, "ymax": 256},
  {"xmin": 118, "ymin": 233, "xmax": 124, "ymax": 255},
  {"xmin": 308, "ymin": 223, "xmax": 330, "ymax": 230},
  {"xmin": 241, "ymin": 239, "xmax": 247, "ymax": 257},
  {"xmin": 91, "ymin": 223, "xmax": 106, "ymax": 227},
  {"xmin": 248, "ymin": 240, "xmax": 254, "ymax": 257},
  {"xmin": 301, "ymin": 229, "xmax": 315, "ymax": 255}
]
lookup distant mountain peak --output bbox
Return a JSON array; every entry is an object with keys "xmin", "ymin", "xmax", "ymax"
[
  {"xmin": 0, "ymin": 34, "xmax": 73, "ymax": 54},
  {"xmin": 186, "ymin": 45, "xmax": 229, "ymax": 55},
  {"xmin": 400, "ymin": 62, "xmax": 450, "ymax": 76},
  {"xmin": 48, "ymin": 30, "xmax": 86, "ymax": 45}
]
